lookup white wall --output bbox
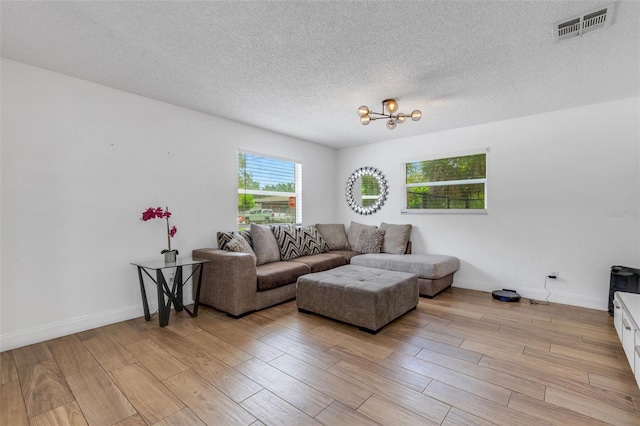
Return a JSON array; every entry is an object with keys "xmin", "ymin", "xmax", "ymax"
[
  {"xmin": 0, "ymin": 59, "xmax": 338, "ymax": 351},
  {"xmin": 337, "ymin": 97, "xmax": 640, "ymax": 310}
]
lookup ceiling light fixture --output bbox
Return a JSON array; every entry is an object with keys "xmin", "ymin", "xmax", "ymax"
[{"xmin": 358, "ymin": 99, "xmax": 421, "ymax": 130}]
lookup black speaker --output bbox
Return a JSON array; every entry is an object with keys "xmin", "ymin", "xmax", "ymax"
[{"xmin": 608, "ymin": 266, "xmax": 640, "ymax": 314}]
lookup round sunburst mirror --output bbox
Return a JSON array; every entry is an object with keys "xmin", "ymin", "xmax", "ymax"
[{"xmin": 345, "ymin": 167, "xmax": 388, "ymax": 215}]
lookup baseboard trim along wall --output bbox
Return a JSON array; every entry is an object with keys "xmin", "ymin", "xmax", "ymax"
[
  {"xmin": 0, "ymin": 295, "xmax": 195, "ymax": 352},
  {"xmin": 453, "ymin": 278, "xmax": 606, "ymax": 311}
]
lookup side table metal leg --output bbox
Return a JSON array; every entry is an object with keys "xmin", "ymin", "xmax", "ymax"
[
  {"xmin": 137, "ymin": 267, "xmax": 151, "ymax": 321},
  {"xmin": 192, "ymin": 263, "xmax": 204, "ymax": 316},
  {"xmin": 156, "ymin": 270, "xmax": 170, "ymax": 327},
  {"xmin": 174, "ymin": 266, "xmax": 184, "ymax": 312}
]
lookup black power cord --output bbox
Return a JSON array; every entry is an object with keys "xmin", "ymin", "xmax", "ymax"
[{"xmin": 530, "ymin": 275, "xmax": 556, "ymax": 305}]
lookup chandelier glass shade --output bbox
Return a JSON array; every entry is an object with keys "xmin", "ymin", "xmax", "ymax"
[{"xmin": 358, "ymin": 99, "xmax": 421, "ymax": 130}]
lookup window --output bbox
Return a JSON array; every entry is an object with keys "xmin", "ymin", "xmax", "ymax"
[
  {"xmin": 238, "ymin": 151, "xmax": 301, "ymax": 228},
  {"xmin": 403, "ymin": 150, "xmax": 487, "ymax": 213}
]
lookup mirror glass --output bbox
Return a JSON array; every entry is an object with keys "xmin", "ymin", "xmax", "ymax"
[{"xmin": 345, "ymin": 167, "xmax": 388, "ymax": 215}]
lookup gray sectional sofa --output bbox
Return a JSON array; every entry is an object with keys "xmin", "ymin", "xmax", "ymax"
[{"xmin": 192, "ymin": 222, "xmax": 459, "ymax": 318}]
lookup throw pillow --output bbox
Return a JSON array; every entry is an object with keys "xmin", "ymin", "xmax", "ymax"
[
  {"xmin": 250, "ymin": 224, "xmax": 281, "ymax": 265},
  {"xmin": 217, "ymin": 230, "xmax": 252, "ymax": 250},
  {"xmin": 225, "ymin": 233, "xmax": 257, "ymax": 264},
  {"xmin": 347, "ymin": 221, "xmax": 377, "ymax": 251},
  {"xmin": 300, "ymin": 226, "xmax": 331, "ymax": 255},
  {"xmin": 354, "ymin": 228, "xmax": 386, "ymax": 254},
  {"xmin": 315, "ymin": 224, "xmax": 350, "ymax": 250},
  {"xmin": 380, "ymin": 222, "xmax": 413, "ymax": 254},
  {"xmin": 271, "ymin": 225, "xmax": 303, "ymax": 261}
]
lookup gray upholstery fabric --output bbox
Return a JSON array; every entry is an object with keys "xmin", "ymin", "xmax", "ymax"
[
  {"xmin": 289, "ymin": 253, "xmax": 347, "ymax": 273},
  {"xmin": 315, "ymin": 224, "xmax": 350, "ymax": 250},
  {"xmin": 347, "ymin": 221, "xmax": 377, "ymax": 252},
  {"xmin": 192, "ymin": 248, "xmax": 257, "ymax": 317},
  {"xmin": 418, "ymin": 275, "xmax": 454, "ymax": 298},
  {"xmin": 380, "ymin": 222, "xmax": 412, "ymax": 254},
  {"xmin": 354, "ymin": 228, "xmax": 385, "ymax": 253},
  {"xmin": 297, "ymin": 265, "xmax": 418, "ymax": 332},
  {"xmin": 351, "ymin": 253, "xmax": 460, "ymax": 279},
  {"xmin": 256, "ymin": 261, "xmax": 310, "ymax": 291},
  {"xmin": 327, "ymin": 250, "xmax": 361, "ymax": 263},
  {"xmin": 251, "ymin": 223, "xmax": 281, "ymax": 265}
]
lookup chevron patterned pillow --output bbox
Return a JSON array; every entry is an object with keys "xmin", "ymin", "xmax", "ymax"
[
  {"xmin": 299, "ymin": 226, "xmax": 331, "ymax": 255},
  {"xmin": 271, "ymin": 225, "xmax": 303, "ymax": 261}
]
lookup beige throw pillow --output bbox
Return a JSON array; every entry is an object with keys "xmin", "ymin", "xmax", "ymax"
[
  {"xmin": 225, "ymin": 232, "xmax": 258, "ymax": 264},
  {"xmin": 250, "ymin": 224, "xmax": 281, "ymax": 265},
  {"xmin": 347, "ymin": 221, "xmax": 377, "ymax": 251},
  {"xmin": 380, "ymin": 222, "xmax": 413, "ymax": 254},
  {"xmin": 315, "ymin": 224, "xmax": 350, "ymax": 250},
  {"xmin": 354, "ymin": 228, "xmax": 385, "ymax": 253}
]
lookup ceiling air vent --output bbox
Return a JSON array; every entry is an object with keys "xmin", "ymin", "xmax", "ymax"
[{"xmin": 553, "ymin": 3, "xmax": 614, "ymax": 42}]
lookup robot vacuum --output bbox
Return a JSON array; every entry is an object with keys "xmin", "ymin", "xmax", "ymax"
[{"xmin": 492, "ymin": 289, "xmax": 521, "ymax": 302}]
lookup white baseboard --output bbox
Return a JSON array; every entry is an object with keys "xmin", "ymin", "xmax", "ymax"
[
  {"xmin": 0, "ymin": 293, "xmax": 195, "ymax": 352},
  {"xmin": 452, "ymin": 278, "xmax": 607, "ymax": 311}
]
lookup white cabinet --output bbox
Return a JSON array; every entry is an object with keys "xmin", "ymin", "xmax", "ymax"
[
  {"xmin": 615, "ymin": 292, "xmax": 640, "ymax": 388},
  {"xmin": 614, "ymin": 293, "xmax": 623, "ymax": 338}
]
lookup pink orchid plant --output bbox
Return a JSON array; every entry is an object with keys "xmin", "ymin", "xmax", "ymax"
[{"xmin": 141, "ymin": 206, "xmax": 178, "ymax": 254}]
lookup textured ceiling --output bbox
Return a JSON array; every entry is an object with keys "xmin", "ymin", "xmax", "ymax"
[{"xmin": 1, "ymin": 1, "xmax": 639, "ymax": 149}]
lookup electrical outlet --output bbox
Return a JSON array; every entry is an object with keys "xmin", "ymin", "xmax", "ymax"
[{"xmin": 168, "ymin": 272, "xmax": 175, "ymax": 284}]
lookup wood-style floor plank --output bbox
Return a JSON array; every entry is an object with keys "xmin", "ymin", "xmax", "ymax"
[
  {"xmin": 235, "ymin": 357, "xmax": 333, "ymax": 417},
  {"xmin": 17, "ymin": 358, "xmax": 75, "ymax": 418},
  {"xmin": 124, "ymin": 338, "xmax": 188, "ymax": 381},
  {"xmin": 47, "ymin": 336, "xmax": 99, "ymax": 377},
  {"xmin": 1, "ymin": 289, "xmax": 639, "ymax": 425},
  {"xmin": 179, "ymin": 351, "xmax": 263, "ymax": 403},
  {"xmin": 162, "ymin": 369, "xmax": 256, "ymax": 425},
  {"xmin": 240, "ymin": 389, "xmax": 323, "ymax": 426},
  {"xmin": 65, "ymin": 366, "xmax": 136, "ymax": 426},
  {"xmin": 269, "ymin": 353, "xmax": 372, "ymax": 410},
  {"xmin": 109, "ymin": 363, "xmax": 184, "ymax": 424},
  {"xmin": 0, "ymin": 351, "xmax": 18, "ymax": 384},
  {"xmin": 28, "ymin": 401, "xmax": 88, "ymax": 426},
  {"xmin": 81, "ymin": 333, "xmax": 136, "ymax": 372},
  {"xmin": 1, "ymin": 379, "xmax": 29, "ymax": 425},
  {"xmin": 315, "ymin": 401, "xmax": 380, "ymax": 426}
]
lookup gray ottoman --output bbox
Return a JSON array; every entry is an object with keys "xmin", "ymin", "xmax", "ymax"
[
  {"xmin": 296, "ymin": 265, "xmax": 419, "ymax": 333},
  {"xmin": 350, "ymin": 253, "xmax": 460, "ymax": 298}
]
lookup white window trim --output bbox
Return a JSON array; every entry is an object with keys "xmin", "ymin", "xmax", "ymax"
[
  {"xmin": 401, "ymin": 148, "xmax": 489, "ymax": 215},
  {"xmin": 237, "ymin": 150, "xmax": 302, "ymax": 224}
]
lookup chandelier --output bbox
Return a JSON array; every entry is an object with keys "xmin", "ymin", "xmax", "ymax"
[{"xmin": 358, "ymin": 99, "xmax": 422, "ymax": 130}]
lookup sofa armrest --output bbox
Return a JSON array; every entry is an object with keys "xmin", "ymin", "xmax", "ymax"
[{"xmin": 192, "ymin": 248, "xmax": 257, "ymax": 317}]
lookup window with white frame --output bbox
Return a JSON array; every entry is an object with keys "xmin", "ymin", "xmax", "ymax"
[
  {"xmin": 238, "ymin": 151, "xmax": 302, "ymax": 228},
  {"xmin": 403, "ymin": 150, "xmax": 487, "ymax": 213}
]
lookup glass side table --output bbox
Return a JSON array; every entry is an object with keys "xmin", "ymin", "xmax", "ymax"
[{"xmin": 131, "ymin": 257, "xmax": 211, "ymax": 327}]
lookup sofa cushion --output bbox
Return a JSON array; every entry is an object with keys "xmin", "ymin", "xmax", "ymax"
[
  {"xmin": 351, "ymin": 253, "xmax": 460, "ymax": 279},
  {"xmin": 217, "ymin": 229, "xmax": 252, "ymax": 250},
  {"xmin": 380, "ymin": 222, "xmax": 412, "ymax": 254},
  {"xmin": 354, "ymin": 227, "xmax": 385, "ymax": 254},
  {"xmin": 328, "ymin": 250, "xmax": 362, "ymax": 263},
  {"xmin": 256, "ymin": 261, "xmax": 310, "ymax": 291},
  {"xmin": 347, "ymin": 221, "xmax": 377, "ymax": 251},
  {"xmin": 289, "ymin": 253, "xmax": 347, "ymax": 273},
  {"xmin": 251, "ymin": 224, "xmax": 281, "ymax": 265},
  {"xmin": 224, "ymin": 232, "xmax": 257, "ymax": 264},
  {"xmin": 315, "ymin": 224, "xmax": 350, "ymax": 250}
]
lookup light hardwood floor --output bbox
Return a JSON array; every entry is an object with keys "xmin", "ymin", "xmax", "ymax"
[{"xmin": 2, "ymin": 288, "xmax": 640, "ymax": 425}]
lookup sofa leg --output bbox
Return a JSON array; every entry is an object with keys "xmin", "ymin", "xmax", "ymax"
[{"xmin": 226, "ymin": 311, "xmax": 253, "ymax": 319}]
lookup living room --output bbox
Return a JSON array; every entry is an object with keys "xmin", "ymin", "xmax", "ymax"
[{"xmin": 1, "ymin": 1, "xmax": 639, "ymax": 424}]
